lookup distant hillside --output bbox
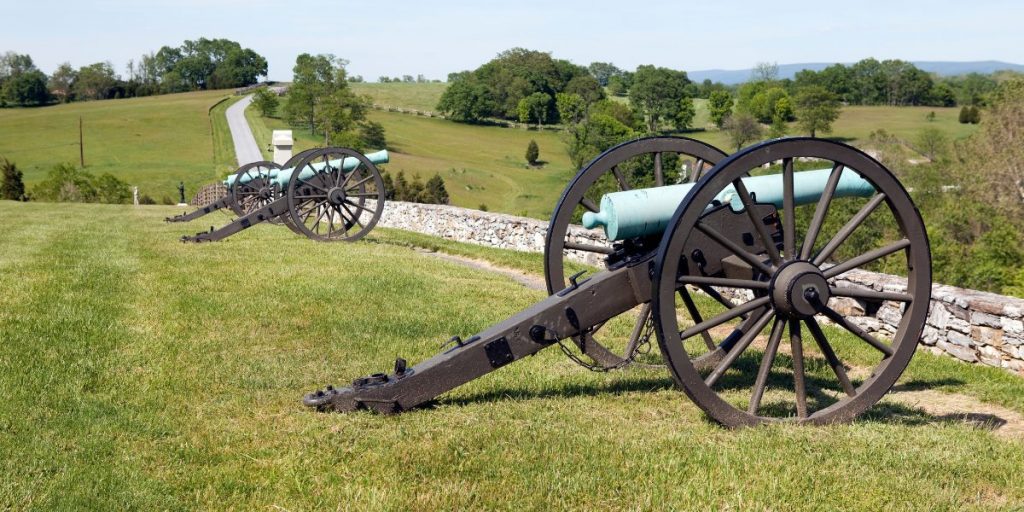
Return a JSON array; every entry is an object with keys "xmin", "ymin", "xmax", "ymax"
[{"xmin": 689, "ymin": 60, "xmax": 1024, "ymax": 85}]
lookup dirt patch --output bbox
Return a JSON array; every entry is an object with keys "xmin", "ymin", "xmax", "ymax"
[
  {"xmin": 416, "ymin": 249, "xmax": 546, "ymax": 291},
  {"xmin": 885, "ymin": 388, "xmax": 1024, "ymax": 440}
]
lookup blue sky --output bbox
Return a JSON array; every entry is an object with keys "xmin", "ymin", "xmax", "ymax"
[{"xmin": 2, "ymin": 0, "xmax": 1021, "ymax": 81}]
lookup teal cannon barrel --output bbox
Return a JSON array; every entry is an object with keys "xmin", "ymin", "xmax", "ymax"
[
  {"xmin": 223, "ymin": 150, "xmax": 390, "ymax": 186},
  {"xmin": 582, "ymin": 167, "xmax": 876, "ymax": 241}
]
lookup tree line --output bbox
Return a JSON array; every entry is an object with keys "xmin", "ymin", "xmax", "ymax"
[{"xmin": 0, "ymin": 39, "xmax": 267, "ymax": 106}]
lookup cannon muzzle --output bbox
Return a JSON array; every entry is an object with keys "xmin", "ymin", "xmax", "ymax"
[{"xmin": 582, "ymin": 167, "xmax": 875, "ymax": 240}]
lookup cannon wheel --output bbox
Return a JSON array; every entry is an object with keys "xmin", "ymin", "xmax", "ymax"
[
  {"xmin": 543, "ymin": 136, "xmax": 728, "ymax": 370},
  {"xmin": 275, "ymin": 148, "xmax": 326, "ymax": 230},
  {"xmin": 651, "ymin": 138, "xmax": 931, "ymax": 426},
  {"xmin": 229, "ymin": 161, "xmax": 283, "ymax": 218},
  {"xmin": 286, "ymin": 147, "xmax": 385, "ymax": 242}
]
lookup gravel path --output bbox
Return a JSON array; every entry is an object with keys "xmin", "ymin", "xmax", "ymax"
[{"xmin": 226, "ymin": 95, "xmax": 262, "ymax": 166}]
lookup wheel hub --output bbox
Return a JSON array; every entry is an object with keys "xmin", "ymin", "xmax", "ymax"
[
  {"xmin": 770, "ymin": 261, "xmax": 830, "ymax": 319},
  {"xmin": 327, "ymin": 187, "xmax": 346, "ymax": 205},
  {"xmin": 258, "ymin": 186, "xmax": 272, "ymax": 199}
]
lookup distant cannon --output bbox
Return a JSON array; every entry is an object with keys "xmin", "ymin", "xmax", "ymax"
[
  {"xmin": 181, "ymin": 147, "xmax": 388, "ymax": 243},
  {"xmin": 304, "ymin": 137, "xmax": 932, "ymax": 426}
]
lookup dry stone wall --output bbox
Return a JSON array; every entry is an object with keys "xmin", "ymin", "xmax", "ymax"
[{"xmin": 379, "ymin": 201, "xmax": 1024, "ymax": 376}]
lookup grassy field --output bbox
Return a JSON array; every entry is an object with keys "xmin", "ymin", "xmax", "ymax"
[
  {"xmin": 2, "ymin": 200, "xmax": 1024, "ymax": 510},
  {"xmin": 248, "ymin": 109, "xmax": 578, "ymax": 218},
  {"xmin": 0, "ymin": 90, "xmax": 238, "ymax": 201},
  {"xmin": 350, "ymin": 82, "xmax": 449, "ymax": 112}
]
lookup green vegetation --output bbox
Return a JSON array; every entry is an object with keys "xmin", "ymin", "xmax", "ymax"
[
  {"xmin": 0, "ymin": 157, "xmax": 25, "ymax": 200},
  {"xmin": 2, "ymin": 200, "xmax": 1024, "ymax": 509},
  {"xmin": 349, "ymin": 81, "xmax": 448, "ymax": 112},
  {"xmin": 0, "ymin": 89, "xmax": 235, "ymax": 198}
]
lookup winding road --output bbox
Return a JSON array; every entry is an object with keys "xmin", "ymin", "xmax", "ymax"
[{"xmin": 226, "ymin": 95, "xmax": 262, "ymax": 166}]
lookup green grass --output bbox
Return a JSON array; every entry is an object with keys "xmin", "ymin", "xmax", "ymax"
[
  {"xmin": 350, "ymin": 82, "xmax": 449, "ymax": 112},
  {"xmin": 2, "ymin": 200, "xmax": 1024, "ymax": 510},
  {"xmin": 0, "ymin": 90, "xmax": 238, "ymax": 200},
  {"xmin": 248, "ymin": 109, "xmax": 578, "ymax": 218}
]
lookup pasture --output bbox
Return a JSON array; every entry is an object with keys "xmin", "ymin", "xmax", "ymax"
[
  {"xmin": 0, "ymin": 90, "xmax": 239, "ymax": 201},
  {"xmin": 1, "ymin": 200, "xmax": 1023, "ymax": 510}
]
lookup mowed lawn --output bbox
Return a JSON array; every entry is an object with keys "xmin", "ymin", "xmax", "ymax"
[
  {"xmin": 0, "ymin": 90, "xmax": 238, "ymax": 200},
  {"xmin": 350, "ymin": 82, "xmax": 449, "ymax": 113},
  {"xmin": 2, "ymin": 200, "xmax": 1024, "ymax": 510},
  {"xmin": 248, "ymin": 109, "xmax": 577, "ymax": 218}
]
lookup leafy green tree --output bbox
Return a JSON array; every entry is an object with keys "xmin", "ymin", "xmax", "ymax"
[
  {"xmin": 48, "ymin": 63, "xmax": 77, "ymax": 103},
  {"xmin": 2, "ymin": 69, "xmax": 49, "ymax": 105},
  {"xmin": 794, "ymin": 86, "xmax": 841, "ymax": 137},
  {"xmin": 564, "ymin": 74, "xmax": 603, "ymax": 104},
  {"xmin": 285, "ymin": 53, "xmax": 365, "ymax": 145},
  {"xmin": 359, "ymin": 121, "xmax": 387, "ymax": 150},
  {"xmin": 588, "ymin": 99, "xmax": 642, "ymax": 130},
  {"xmin": 968, "ymin": 106, "xmax": 981, "ymax": 124},
  {"xmin": 958, "ymin": 106, "xmax": 970, "ymax": 124},
  {"xmin": 555, "ymin": 92, "xmax": 587, "ymax": 126},
  {"xmin": 707, "ymin": 90, "xmax": 733, "ymax": 129},
  {"xmin": 724, "ymin": 112, "xmax": 762, "ymax": 150},
  {"xmin": 436, "ymin": 77, "xmax": 493, "ymax": 122},
  {"xmin": 1, "ymin": 158, "xmax": 25, "ymax": 200},
  {"xmin": 251, "ymin": 87, "xmax": 279, "ymax": 117},
  {"xmin": 525, "ymin": 140, "xmax": 539, "ymax": 165},
  {"xmin": 94, "ymin": 173, "xmax": 132, "ymax": 203},
  {"xmin": 629, "ymin": 65, "xmax": 690, "ymax": 132},
  {"xmin": 915, "ymin": 127, "xmax": 949, "ymax": 161},
  {"xmin": 587, "ymin": 62, "xmax": 622, "ymax": 86},
  {"xmin": 422, "ymin": 174, "xmax": 449, "ymax": 204},
  {"xmin": 73, "ymin": 62, "xmax": 118, "ymax": 100},
  {"xmin": 606, "ymin": 75, "xmax": 627, "ymax": 96},
  {"xmin": 675, "ymin": 95, "xmax": 696, "ymax": 131},
  {"xmin": 517, "ymin": 92, "xmax": 552, "ymax": 125},
  {"xmin": 563, "ymin": 112, "xmax": 635, "ymax": 169},
  {"xmin": 32, "ymin": 163, "xmax": 96, "ymax": 202},
  {"xmin": 740, "ymin": 85, "xmax": 793, "ymax": 124}
]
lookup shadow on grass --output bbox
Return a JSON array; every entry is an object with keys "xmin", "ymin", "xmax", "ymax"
[{"xmin": 436, "ymin": 374, "xmax": 675, "ymax": 409}]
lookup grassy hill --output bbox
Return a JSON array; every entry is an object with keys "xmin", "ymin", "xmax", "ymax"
[
  {"xmin": 0, "ymin": 90, "xmax": 240, "ymax": 201},
  {"xmin": 248, "ymin": 108, "xmax": 577, "ymax": 218},
  {"xmin": 350, "ymin": 81, "xmax": 448, "ymax": 112},
  {"xmin": 2, "ymin": 200, "xmax": 1024, "ymax": 509}
]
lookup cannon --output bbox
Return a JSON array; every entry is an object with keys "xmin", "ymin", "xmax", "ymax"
[
  {"xmin": 303, "ymin": 137, "xmax": 931, "ymax": 426},
  {"xmin": 181, "ymin": 147, "xmax": 388, "ymax": 243}
]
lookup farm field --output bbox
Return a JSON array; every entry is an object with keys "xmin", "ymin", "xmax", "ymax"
[
  {"xmin": 2, "ymin": 200, "xmax": 1024, "ymax": 510},
  {"xmin": 350, "ymin": 81, "xmax": 449, "ymax": 112},
  {"xmin": 0, "ymin": 90, "xmax": 240, "ymax": 201}
]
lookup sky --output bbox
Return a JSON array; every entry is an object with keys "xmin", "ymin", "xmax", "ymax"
[{"xmin": 2, "ymin": 0, "xmax": 1022, "ymax": 81}]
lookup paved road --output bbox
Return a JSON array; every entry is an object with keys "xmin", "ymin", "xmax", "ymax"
[{"xmin": 226, "ymin": 95, "xmax": 262, "ymax": 166}]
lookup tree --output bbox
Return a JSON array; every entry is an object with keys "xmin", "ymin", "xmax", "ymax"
[
  {"xmin": 73, "ymin": 62, "xmax": 118, "ymax": 100},
  {"xmin": 708, "ymin": 90, "xmax": 733, "ymax": 129},
  {"xmin": 3, "ymin": 70, "xmax": 49, "ymax": 105},
  {"xmin": 794, "ymin": 86, "xmax": 841, "ymax": 137},
  {"xmin": 587, "ymin": 62, "xmax": 622, "ymax": 87},
  {"xmin": 359, "ymin": 121, "xmax": 387, "ymax": 149},
  {"xmin": 675, "ymin": 95, "xmax": 696, "ymax": 131},
  {"xmin": 958, "ymin": 106, "xmax": 970, "ymax": 124},
  {"xmin": 915, "ymin": 127, "xmax": 948, "ymax": 161},
  {"xmin": 517, "ymin": 92, "xmax": 552, "ymax": 125},
  {"xmin": 968, "ymin": 106, "xmax": 981, "ymax": 124},
  {"xmin": 284, "ymin": 53, "xmax": 365, "ymax": 144},
  {"xmin": 49, "ymin": 63, "xmax": 77, "ymax": 103},
  {"xmin": 526, "ymin": 140, "xmax": 539, "ymax": 165},
  {"xmin": 1, "ymin": 158, "xmax": 25, "ymax": 200},
  {"xmin": 752, "ymin": 61, "xmax": 779, "ymax": 83},
  {"xmin": 251, "ymin": 87, "xmax": 279, "ymax": 117},
  {"xmin": 422, "ymin": 174, "xmax": 450, "ymax": 204},
  {"xmin": 955, "ymin": 79, "xmax": 1024, "ymax": 217},
  {"xmin": 724, "ymin": 113, "xmax": 762, "ymax": 150},
  {"xmin": 436, "ymin": 77, "xmax": 493, "ymax": 122},
  {"xmin": 629, "ymin": 65, "xmax": 690, "ymax": 132}
]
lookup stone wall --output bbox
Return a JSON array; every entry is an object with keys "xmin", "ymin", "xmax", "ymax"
[{"xmin": 378, "ymin": 201, "xmax": 1024, "ymax": 376}]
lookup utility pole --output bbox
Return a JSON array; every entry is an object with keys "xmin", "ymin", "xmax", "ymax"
[{"xmin": 79, "ymin": 116, "xmax": 85, "ymax": 168}]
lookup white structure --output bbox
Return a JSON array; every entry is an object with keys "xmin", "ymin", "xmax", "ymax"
[{"xmin": 272, "ymin": 130, "xmax": 293, "ymax": 166}]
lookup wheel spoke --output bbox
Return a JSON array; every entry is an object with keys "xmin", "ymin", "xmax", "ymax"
[
  {"xmin": 696, "ymin": 221, "xmax": 773, "ymax": 275},
  {"xmin": 677, "ymin": 275, "xmax": 769, "ymax": 290},
  {"xmin": 678, "ymin": 296, "xmax": 771, "ymax": 343},
  {"xmin": 691, "ymin": 159, "xmax": 705, "ymax": 183},
  {"xmin": 698, "ymin": 285, "xmax": 740, "ymax": 312},
  {"xmin": 344, "ymin": 175, "xmax": 375, "ymax": 192},
  {"xmin": 654, "ymin": 152, "xmax": 664, "ymax": 187},
  {"xmin": 611, "ymin": 166, "xmax": 630, "ymax": 190},
  {"xmin": 813, "ymin": 193, "xmax": 887, "ymax": 266},
  {"xmin": 790, "ymin": 319, "xmax": 808, "ymax": 418},
  {"xmin": 343, "ymin": 198, "xmax": 377, "ymax": 216},
  {"xmin": 829, "ymin": 286, "xmax": 912, "ymax": 303},
  {"xmin": 705, "ymin": 309, "xmax": 774, "ymax": 387},
  {"xmin": 623, "ymin": 303, "xmax": 653, "ymax": 356},
  {"xmin": 804, "ymin": 317, "xmax": 856, "ymax": 396},
  {"xmin": 679, "ymin": 288, "xmax": 716, "ymax": 350},
  {"xmin": 564, "ymin": 240, "xmax": 614, "ymax": 255},
  {"xmin": 782, "ymin": 158, "xmax": 796, "ymax": 261},
  {"xmin": 821, "ymin": 306, "xmax": 894, "ymax": 356},
  {"xmin": 340, "ymin": 203, "xmax": 365, "ymax": 230},
  {"xmin": 732, "ymin": 178, "xmax": 782, "ymax": 266},
  {"xmin": 822, "ymin": 238, "xmax": 910, "ymax": 279},
  {"xmin": 800, "ymin": 163, "xmax": 844, "ymax": 260},
  {"xmin": 580, "ymin": 197, "xmax": 599, "ymax": 213},
  {"xmin": 748, "ymin": 317, "xmax": 785, "ymax": 414}
]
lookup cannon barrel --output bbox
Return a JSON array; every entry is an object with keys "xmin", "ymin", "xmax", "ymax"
[
  {"xmin": 581, "ymin": 167, "xmax": 876, "ymax": 241},
  {"xmin": 223, "ymin": 150, "xmax": 389, "ymax": 186}
]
